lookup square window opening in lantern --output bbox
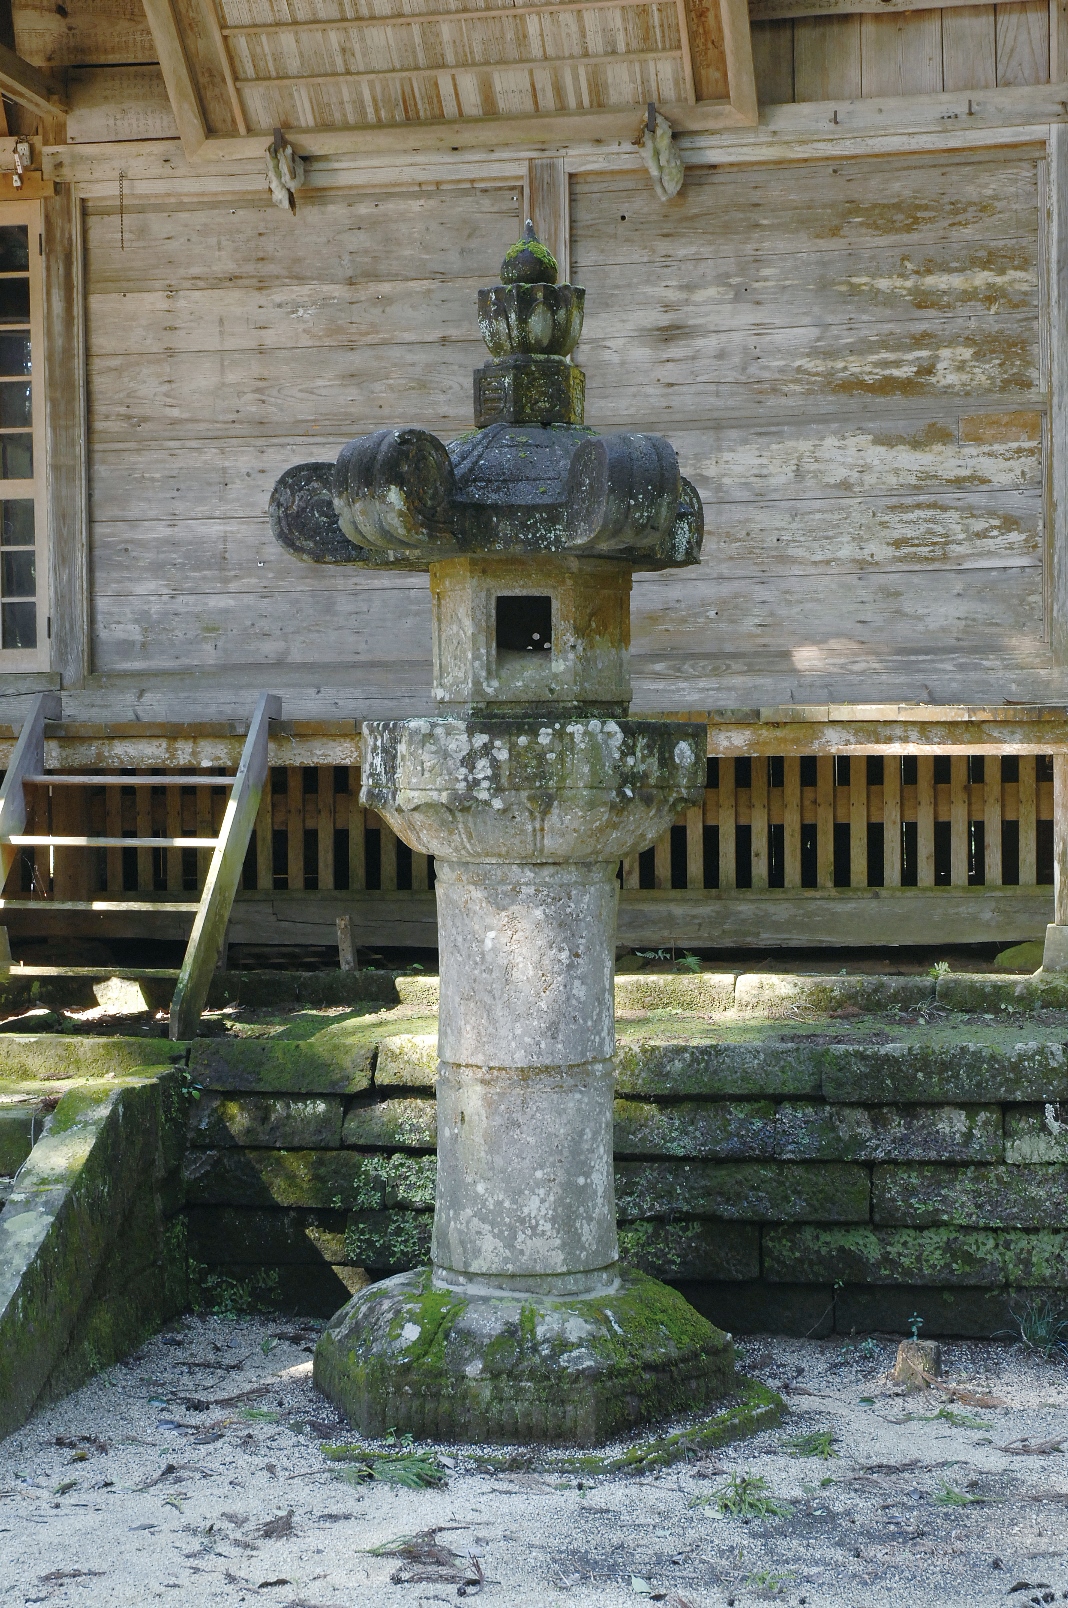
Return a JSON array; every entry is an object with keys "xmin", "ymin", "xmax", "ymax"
[{"xmin": 496, "ymin": 594, "xmax": 552, "ymax": 657}]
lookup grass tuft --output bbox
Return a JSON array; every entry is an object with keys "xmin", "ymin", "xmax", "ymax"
[
  {"xmin": 696, "ymin": 1471, "xmax": 792, "ymax": 1520},
  {"xmin": 1004, "ymin": 1295, "xmax": 1068, "ymax": 1361},
  {"xmin": 322, "ymin": 1442, "xmax": 448, "ymax": 1489},
  {"xmin": 781, "ymin": 1429, "xmax": 837, "ymax": 1460}
]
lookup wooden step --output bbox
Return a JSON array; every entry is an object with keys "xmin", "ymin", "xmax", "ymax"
[
  {"xmin": 7, "ymin": 835, "xmax": 219, "ymax": 848},
  {"xmin": 22, "ymin": 775, "xmax": 236, "ymax": 787},
  {"xmin": 0, "ymin": 899, "xmax": 202, "ymax": 912}
]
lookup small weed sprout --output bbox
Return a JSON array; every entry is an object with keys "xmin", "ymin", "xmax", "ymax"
[
  {"xmin": 934, "ymin": 1481, "xmax": 983, "ymax": 1507},
  {"xmin": 782, "ymin": 1429, "xmax": 837, "ymax": 1460},
  {"xmin": 707, "ymin": 1472, "xmax": 792, "ymax": 1521},
  {"xmin": 676, "ymin": 952, "xmax": 702, "ymax": 973},
  {"xmin": 745, "ymin": 1568, "xmax": 796, "ymax": 1597},
  {"xmin": 323, "ymin": 1441, "xmax": 448, "ymax": 1489},
  {"xmin": 1002, "ymin": 1295, "xmax": 1068, "ymax": 1361},
  {"xmin": 928, "ymin": 960, "xmax": 951, "ymax": 978},
  {"xmin": 839, "ymin": 1334, "xmax": 879, "ymax": 1365},
  {"xmin": 908, "ymin": 1312, "xmax": 924, "ymax": 1341}
]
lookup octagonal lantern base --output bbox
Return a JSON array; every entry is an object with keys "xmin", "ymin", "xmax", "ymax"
[{"xmin": 313, "ymin": 1265, "xmax": 736, "ymax": 1446}]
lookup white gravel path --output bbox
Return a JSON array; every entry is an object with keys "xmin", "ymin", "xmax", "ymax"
[{"xmin": 3, "ymin": 1317, "xmax": 1068, "ymax": 1608}]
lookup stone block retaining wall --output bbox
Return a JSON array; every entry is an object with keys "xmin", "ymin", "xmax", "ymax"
[{"xmin": 181, "ymin": 971, "xmax": 1068, "ymax": 1337}]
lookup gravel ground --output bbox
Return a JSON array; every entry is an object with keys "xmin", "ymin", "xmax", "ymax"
[{"xmin": 2, "ymin": 1317, "xmax": 1068, "ymax": 1608}]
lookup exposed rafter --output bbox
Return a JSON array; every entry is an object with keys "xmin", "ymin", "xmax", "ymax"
[{"xmin": 0, "ymin": 40, "xmax": 66, "ymax": 117}]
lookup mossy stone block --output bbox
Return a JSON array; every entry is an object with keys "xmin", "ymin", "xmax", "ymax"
[
  {"xmin": 0, "ymin": 1070, "xmax": 178, "ymax": 1438},
  {"xmin": 192, "ymin": 1259, "xmax": 360, "ymax": 1317},
  {"xmin": 188, "ymin": 1093, "xmax": 343, "ymax": 1149},
  {"xmin": 618, "ymin": 1219, "xmax": 760, "ymax": 1281},
  {"xmin": 206, "ymin": 970, "xmax": 401, "ymax": 1009},
  {"xmin": 182, "ymin": 1146, "xmax": 437, "ymax": 1210},
  {"xmin": 614, "ymin": 974, "xmax": 736, "ymax": 1014},
  {"xmin": 673, "ymin": 1279, "xmax": 835, "ymax": 1338},
  {"xmin": 394, "ymin": 976, "xmax": 440, "ymax": 1012},
  {"xmin": 190, "ymin": 1024, "xmax": 375, "ymax": 1095},
  {"xmin": 834, "ymin": 1284, "xmax": 1022, "ymax": 1338},
  {"xmin": 342, "ymin": 1096, "xmax": 436, "ymax": 1150},
  {"xmin": 314, "ymin": 1266, "xmax": 736, "ymax": 1444},
  {"xmin": 735, "ymin": 974, "xmax": 934, "ymax": 1015},
  {"xmin": 775, "ymin": 1101, "xmax": 1003, "ymax": 1162},
  {"xmin": 0, "ymin": 1036, "xmax": 187, "ymax": 1084},
  {"xmin": 821, "ymin": 1041, "xmax": 1068, "ymax": 1103},
  {"xmin": 615, "ymin": 1042, "xmax": 822, "ymax": 1099},
  {"xmin": 0, "ymin": 1103, "xmax": 39, "ymax": 1174},
  {"xmin": 187, "ymin": 1204, "xmax": 348, "ymax": 1265},
  {"xmin": 345, "ymin": 1209, "xmax": 434, "ymax": 1271},
  {"xmin": 614, "ymin": 1159, "xmax": 869, "ymax": 1222},
  {"xmin": 1004, "ymin": 1104, "xmax": 1068, "ymax": 1163},
  {"xmin": 936, "ymin": 972, "xmax": 1068, "ymax": 1013},
  {"xmin": 374, "ymin": 1033, "xmax": 438, "ymax": 1089},
  {"xmin": 873, "ymin": 1162, "xmax": 1068, "ymax": 1227},
  {"xmin": 613, "ymin": 1099, "xmax": 776, "ymax": 1159},
  {"xmin": 764, "ymin": 1224, "xmax": 1068, "ymax": 1287}
]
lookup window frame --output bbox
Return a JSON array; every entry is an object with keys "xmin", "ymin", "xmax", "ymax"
[{"xmin": 0, "ymin": 198, "xmax": 47, "ymax": 671}]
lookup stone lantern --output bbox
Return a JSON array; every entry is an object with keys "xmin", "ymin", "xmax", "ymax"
[{"xmin": 270, "ymin": 224, "xmax": 735, "ymax": 1445}]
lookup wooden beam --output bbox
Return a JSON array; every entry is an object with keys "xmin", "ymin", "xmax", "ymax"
[
  {"xmin": 0, "ymin": 42, "xmax": 66, "ymax": 117},
  {"xmin": 140, "ymin": 0, "xmax": 208, "ymax": 158},
  {"xmin": 722, "ymin": 0, "xmax": 759, "ymax": 123},
  {"xmin": 525, "ymin": 157, "xmax": 569, "ymax": 284},
  {"xmin": 750, "ymin": 0, "xmax": 1018, "ymax": 17},
  {"xmin": 42, "ymin": 186, "xmax": 88, "ymax": 691},
  {"xmin": 0, "ymin": 693, "xmax": 61, "ymax": 888},
  {"xmin": 169, "ymin": 693, "xmax": 280, "ymax": 1039}
]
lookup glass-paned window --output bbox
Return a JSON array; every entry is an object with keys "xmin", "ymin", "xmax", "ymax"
[{"xmin": 0, "ymin": 210, "xmax": 45, "ymax": 666}]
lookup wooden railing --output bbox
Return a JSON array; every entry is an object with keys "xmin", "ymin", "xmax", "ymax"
[{"xmin": 0, "ymin": 707, "xmax": 1064, "ymax": 951}]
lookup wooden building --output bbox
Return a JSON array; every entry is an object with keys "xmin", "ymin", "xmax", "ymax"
[{"xmin": 0, "ymin": 0, "xmax": 1066, "ymax": 963}]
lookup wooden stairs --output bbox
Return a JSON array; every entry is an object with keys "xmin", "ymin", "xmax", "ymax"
[{"xmin": 0, "ymin": 691, "xmax": 280, "ymax": 1039}]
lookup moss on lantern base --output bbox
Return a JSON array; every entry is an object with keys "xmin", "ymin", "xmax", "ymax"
[{"xmin": 313, "ymin": 1265, "xmax": 737, "ymax": 1445}]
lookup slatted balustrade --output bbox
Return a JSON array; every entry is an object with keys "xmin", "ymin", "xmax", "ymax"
[
  {"xmin": 0, "ymin": 708, "xmax": 1065, "ymax": 953},
  {"xmin": 2, "ymin": 755, "xmax": 1057, "ymax": 904}
]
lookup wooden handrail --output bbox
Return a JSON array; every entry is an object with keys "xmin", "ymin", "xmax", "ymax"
[{"xmin": 169, "ymin": 694, "xmax": 281, "ymax": 1040}]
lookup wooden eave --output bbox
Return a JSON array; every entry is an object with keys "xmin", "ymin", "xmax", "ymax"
[{"xmin": 141, "ymin": 0, "xmax": 758, "ymax": 162}]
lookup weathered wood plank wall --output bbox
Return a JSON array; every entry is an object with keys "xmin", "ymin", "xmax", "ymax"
[
  {"xmin": 753, "ymin": 0, "xmax": 1051, "ymax": 103},
  {"xmin": 78, "ymin": 143, "xmax": 1050, "ymax": 717}
]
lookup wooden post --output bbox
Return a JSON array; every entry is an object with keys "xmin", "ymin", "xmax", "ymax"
[
  {"xmin": 622, "ymin": 851, "xmax": 640, "ymax": 889},
  {"xmin": 883, "ymin": 755, "xmax": 902, "ymax": 888},
  {"xmin": 985, "ymin": 756, "xmax": 1003, "ymax": 888},
  {"xmin": 348, "ymin": 764, "xmax": 366, "ymax": 891},
  {"xmin": 783, "ymin": 755, "xmax": 801, "ymax": 889},
  {"xmin": 1044, "ymin": 752, "xmax": 1068, "ymax": 969},
  {"xmin": 0, "ymin": 693, "xmax": 59, "ymax": 888},
  {"xmin": 136, "ymin": 771, "xmax": 153, "ymax": 891},
  {"xmin": 816, "ymin": 756, "xmax": 833, "ymax": 889},
  {"xmin": 380, "ymin": 820, "xmax": 398, "ymax": 892},
  {"xmin": 317, "ymin": 763, "xmax": 335, "ymax": 891},
  {"xmin": 337, "ymin": 913, "xmax": 358, "ymax": 971},
  {"xmin": 1019, "ymin": 755, "xmax": 1038, "ymax": 885},
  {"xmin": 254, "ymin": 779, "xmax": 271, "ymax": 892},
  {"xmin": 653, "ymin": 826, "xmax": 672, "ymax": 889},
  {"xmin": 105, "ymin": 782, "xmax": 123, "ymax": 892},
  {"xmin": 287, "ymin": 766, "xmax": 303, "ymax": 892},
  {"xmin": 751, "ymin": 757, "xmax": 768, "ymax": 891},
  {"xmin": 718, "ymin": 759, "xmax": 736, "ymax": 891},
  {"xmin": 950, "ymin": 755, "xmax": 968, "ymax": 886},
  {"xmin": 170, "ymin": 694, "xmax": 280, "ymax": 1039},
  {"xmin": 1054, "ymin": 754, "xmax": 1068, "ymax": 926},
  {"xmin": 686, "ymin": 803, "xmax": 703, "ymax": 890},
  {"xmin": 849, "ymin": 757, "xmax": 867, "ymax": 888},
  {"xmin": 524, "ymin": 157, "xmax": 569, "ymax": 284},
  {"xmin": 916, "ymin": 756, "xmax": 935, "ymax": 888},
  {"xmin": 166, "ymin": 783, "xmax": 183, "ymax": 892}
]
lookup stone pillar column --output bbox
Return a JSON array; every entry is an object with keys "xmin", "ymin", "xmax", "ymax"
[{"xmin": 432, "ymin": 859, "xmax": 618, "ymax": 1295}]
